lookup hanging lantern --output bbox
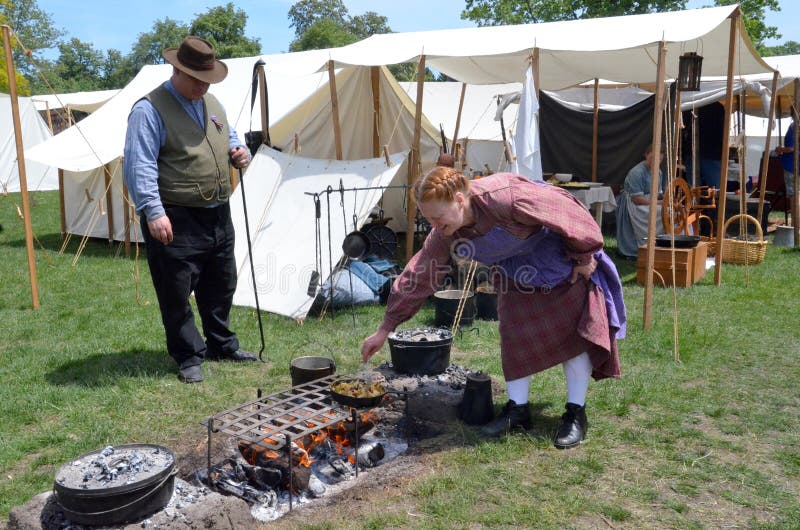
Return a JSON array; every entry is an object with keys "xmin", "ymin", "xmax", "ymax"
[{"xmin": 678, "ymin": 52, "xmax": 703, "ymax": 91}]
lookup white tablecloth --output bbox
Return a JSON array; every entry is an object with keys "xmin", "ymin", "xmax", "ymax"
[{"xmin": 566, "ymin": 185, "xmax": 617, "ymax": 213}]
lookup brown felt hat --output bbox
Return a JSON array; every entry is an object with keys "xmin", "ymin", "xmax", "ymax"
[{"xmin": 162, "ymin": 36, "xmax": 228, "ymax": 84}]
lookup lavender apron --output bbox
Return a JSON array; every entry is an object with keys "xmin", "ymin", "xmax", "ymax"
[{"xmin": 454, "ymin": 226, "xmax": 626, "ymax": 339}]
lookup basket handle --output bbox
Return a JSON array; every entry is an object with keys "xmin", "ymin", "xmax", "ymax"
[{"xmin": 722, "ymin": 213, "xmax": 763, "ymax": 242}]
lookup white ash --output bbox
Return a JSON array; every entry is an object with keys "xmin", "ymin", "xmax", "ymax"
[
  {"xmin": 389, "ymin": 327, "xmax": 452, "ymax": 342},
  {"xmin": 55, "ymin": 445, "xmax": 174, "ymax": 490},
  {"xmin": 378, "ymin": 362, "xmax": 471, "ymax": 391}
]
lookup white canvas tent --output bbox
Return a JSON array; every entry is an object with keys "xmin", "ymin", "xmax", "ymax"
[
  {"xmin": 1, "ymin": 93, "xmax": 59, "ymax": 194},
  {"xmin": 31, "ymin": 89, "xmax": 120, "ymax": 114}
]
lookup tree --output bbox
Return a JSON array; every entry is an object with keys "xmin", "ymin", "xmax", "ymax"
[
  {"xmin": 347, "ymin": 11, "xmax": 390, "ymax": 39},
  {"xmin": 461, "ymin": 0, "xmax": 688, "ymax": 26},
  {"xmin": 289, "ymin": 18, "xmax": 358, "ymax": 52},
  {"xmin": 288, "ymin": 0, "xmax": 349, "ymax": 37},
  {"xmin": 0, "ymin": 0, "xmax": 64, "ymax": 79},
  {"xmin": 713, "ymin": 0, "xmax": 780, "ymax": 53},
  {"xmin": 189, "ymin": 2, "xmax": 261, "ymax": 59},
  {"xmin": 762, "ymin": 40, "xmax": 800, "ymax": 57},
  {"xmin": 46, "ymin": 38, "xmax": 107, "ymax": 92}
]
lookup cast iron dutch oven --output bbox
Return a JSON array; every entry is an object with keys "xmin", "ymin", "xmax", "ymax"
[
  {"xmin": 53, "ymin": 444, "xmax": 177, "ymax": 526},
  {"xmin": 388, "ymin": 327, "xmax": 453, "ymax": 376}
]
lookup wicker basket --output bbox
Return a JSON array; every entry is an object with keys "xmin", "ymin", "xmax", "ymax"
[
  {"xmin": 698, "ymin": 214, "xmax": 716, "ymax": 256},
  {"xmin": 719, "ymin": 214, "xmax": 768, "ymax": 265}
]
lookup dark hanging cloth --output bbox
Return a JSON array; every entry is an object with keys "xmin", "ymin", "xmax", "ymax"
[{"xmin": 539, "ymin": 91, "xmax": 656, "ymax": 188}]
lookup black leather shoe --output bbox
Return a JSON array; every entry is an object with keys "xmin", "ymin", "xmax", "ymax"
[
  {"xmin": 479, "ymin": 400, "xmax": 532, "ymax": 437},
  {"xmin": 554, "ymin": 402, "xmax": 588, "ymax": 449},
  {"xmin": 206, "ymin": 349, "xmax": 257, "ymax": 362},
  {"xmin": 178, "ymin": 365, "xmax": 204, "ymax": 384}
]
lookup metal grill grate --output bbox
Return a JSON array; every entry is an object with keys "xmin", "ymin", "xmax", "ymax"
[{"xmin": 206, "ymin": 375, "xmax": 351, "ymax": 451}]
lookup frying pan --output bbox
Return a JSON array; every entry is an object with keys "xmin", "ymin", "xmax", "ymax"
[
  {"xmin": 342, "ymin": 230, "xmax": 371, "ymax": 261},
  {"xmin": 654, "ymin": 234, "xmax": 701, "ymax": 248},
  {"xmin": 330, "ymin": 377, "xmax": 385, "ymax": 408}
]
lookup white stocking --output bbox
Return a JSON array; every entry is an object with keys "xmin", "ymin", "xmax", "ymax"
[
  {"xmin": 562, "ymin": 352, "xmax": 592, "ymax": 406},
  {"xmin": 506, "ymin": 376, "xmax": 530, "ymax": 405}
]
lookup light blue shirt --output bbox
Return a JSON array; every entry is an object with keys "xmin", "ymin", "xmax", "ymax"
[{"xmin": 122, "ymin": 80, "xmax": 245, "ymax": 222}]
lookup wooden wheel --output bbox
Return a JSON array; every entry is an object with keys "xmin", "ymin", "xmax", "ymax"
[{"xmin": 662, "ymin": 178, "xmax": 692, "ymax": 234}]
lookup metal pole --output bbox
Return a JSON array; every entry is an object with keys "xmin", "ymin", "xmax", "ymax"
[{"xmin": 2, "ymin": 25, "xmax": 40, "ymax": 309}]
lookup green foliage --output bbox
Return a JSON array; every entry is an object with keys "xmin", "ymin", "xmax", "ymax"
[
  {"xmin": 762, "ymin": 40, "xmax": 800, "ymax": 57},
  {"xmin": 0, "ymin": 0, "xmax": 64, "ymax": 79},
  {"xmin": 461, "ymin": 0, "xmax": 688, "ymax": 26},
  {"xmin": 188, "ymin": 2, "xmax": 261, "ymax": 59},
  {"xmin": 289, "ymin": 18, "xmax": 358, "ymax": 52},
  {"xmin": 288, "ymin": 0, "xmax": 349, "ymax": 37},
  {"xmin": 713, "ymin": 0, "xmax": 781, "ymax": 51},
  {"xmin": 347, "ymin": 11, "xmax": 391, "ymax": 39},
  {"xmin": 128, "ymin": 17, "xmax": 189, "ymax": 69}
]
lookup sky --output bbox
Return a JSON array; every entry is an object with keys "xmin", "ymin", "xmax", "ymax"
[{"xmin": 33, "ymin": 0, "xmax": 799, "ymax": 61}]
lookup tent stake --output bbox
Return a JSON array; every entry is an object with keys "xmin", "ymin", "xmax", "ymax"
[
  {"xmin": 2, "ymin": 25, "xmax": 40, "ymax": 309},
  {"xmin": 643, "ymin": 40, "xmax": 668, "ymax": 331},
  {"xmin": 713, "ymin": 8, "xmax": 741, "ymax": 285}
]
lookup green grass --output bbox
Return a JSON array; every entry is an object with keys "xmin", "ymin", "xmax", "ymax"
[{"xmin": 2, "ymin": 191, "xmax": 800, "ymax": 529}]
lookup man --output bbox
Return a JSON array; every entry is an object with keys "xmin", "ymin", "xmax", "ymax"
[
  {"xmin": 124, "ymin": 36, "xmax": 256, "ymax": 384},
  {"xmin": 777, "ymin": 122, "xmax": 796, "ymax": 201}
]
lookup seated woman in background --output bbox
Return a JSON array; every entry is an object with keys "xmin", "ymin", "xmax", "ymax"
[{"xmin": 616, "ymin": 145, "xmax": 665, "ymax": 259}]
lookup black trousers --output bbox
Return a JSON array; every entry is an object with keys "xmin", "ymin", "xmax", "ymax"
[{"xmin": 142, "ymin": 203, "xmax": 239, "ymax": 368}]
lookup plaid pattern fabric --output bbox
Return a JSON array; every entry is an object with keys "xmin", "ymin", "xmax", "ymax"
[{"xmin": 383, "ymin": 174, "xmax": 622, "ymax": 381}]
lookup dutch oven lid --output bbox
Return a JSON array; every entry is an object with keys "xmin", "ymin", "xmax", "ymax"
[{"xmin": 388, "ymin": 327, "xmax": 453, "ymax": 346}]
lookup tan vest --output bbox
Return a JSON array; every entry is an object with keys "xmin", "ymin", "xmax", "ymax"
[{"xmin": 145, "ymin": 85, "xmax": 231, "ymax": 207}]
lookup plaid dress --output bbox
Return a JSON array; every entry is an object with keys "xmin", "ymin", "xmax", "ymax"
[{"xmin": 382, "ymin": 173, "xmax": 624, "ymax": 381}]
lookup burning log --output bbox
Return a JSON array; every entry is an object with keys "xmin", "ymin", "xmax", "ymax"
[
  {"xmin": 238, "ymin": 440, "xmax": 310, "ymax": 492},
  {"xmin": 355, "ymin": 441, "xmax": 385, "ymax": 468}
]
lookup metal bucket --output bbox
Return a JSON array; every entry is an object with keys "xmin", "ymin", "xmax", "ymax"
[
  {"xmin": 774, "ymin": 225, "xmax": 794, "ymax": 247},
  {"xmin": 290, "ymin": 355, "xmax": 336, "ymax": 386},
  {"xmin": 433, "ymin": 289, "xmax": 476, "ymax": 328}
]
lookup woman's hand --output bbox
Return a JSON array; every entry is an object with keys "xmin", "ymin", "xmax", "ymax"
[
  {"xmin": 570, "ymin": 256, "xmax": 597, "ymax": 283},
  {"xmin": 361, "ymin": 329, "xmax": 390, "ymax": 363}
]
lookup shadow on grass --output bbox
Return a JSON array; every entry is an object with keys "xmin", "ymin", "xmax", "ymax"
[
  {"xmin": 46, "ymin": 349, "xmax": 174, "ymax": 386},
  {"xmin": 4, "ymin": 232, "xmax": 141, "ymax": 260}
]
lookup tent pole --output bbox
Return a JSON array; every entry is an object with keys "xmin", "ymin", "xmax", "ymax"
[
  {"xmin": 532, "ymin": 48, "xmax": 540, "ymax": 97},
  {"xmin": 104, "ymin": 164, "xmax": 115, "ymax": 244},
  {"xmin": 257, "ymin": 63, "xmax": 268, "ymax": 148},
  {"xmin": 793, "ymin": 78, "xmax": 799, "ymax": 244},
  {"xmin": 756, "ymin": 71, "xmax": 779, "ymax": 224},
  {"xmin": 122, "ymin": 181, "xmax": 131, "ymax": 257},
  {"xmin": 44, "ymin": 101, "xmax": 54, "ymax": 134},
  {"xmin": 327, "ymin": 60, "xmax": 343, "ymax": 160},
  {"xmin": 406, "ymin": 55, "xmax": 426, "ymax": 262},
  {"xmin": 642, "ymin": 40, "xmax": 667, "ymax": 331},
  {"xmin": 713, "ymin": 9, "xmax": 740, "ymax": 285},
  {"xmin": 592, "ymin": 78, "xmax": 599, "ymax": 182},
  {"xmin": 58, "ymin": 169, "xmax": 66, "ymax": 238},
  {"xmin": 2, "ymin": 25, "xmax": 40, "ymax": 309},
  {"xmin": 452, "ymin": 82, "xmax": 467, "ymax": 156},
  {"xmin": 371, "ymin": 66, "xmax": 381, "ymax": 158}
]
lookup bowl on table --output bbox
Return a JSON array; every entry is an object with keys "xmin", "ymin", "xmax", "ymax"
[{"xmin": 554, "ymin": 173, "xmax": 573, "ymax": 183}]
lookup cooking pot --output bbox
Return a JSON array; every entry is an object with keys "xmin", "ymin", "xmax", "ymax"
[
  {"xmin": 654, "ymin": 234, "xmax": 701, "ymax": 248},
  {"xmin": 475, "ymin": 285, "xmax": 497, "ymax": 321},
  {"xmin": 290, "ymin": 355, "xmax": 336, "ymax": 386},
  {"xmin": 53, "ymin": 444, "xmax": 177, "ymax": 526},
  {"xmin": 388, "ymin": 327, "xmax": 453, "ymax": 376},
  {"xmin": 329, "ymin": 377, "xmax": 386, "ymax": 408},
  {"xmin": 433, "ymin": 289, "xmax": 476, "ymax": 328}
]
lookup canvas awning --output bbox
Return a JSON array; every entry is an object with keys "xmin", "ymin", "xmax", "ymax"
[{"xmin": 284, "ymin": 5, "xmax": 773, "ymax": 88}]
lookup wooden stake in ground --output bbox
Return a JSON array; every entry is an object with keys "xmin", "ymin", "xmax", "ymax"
[{"xmin": 2, "ymin": 25, "xmax": 40, "ymax": 309}]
